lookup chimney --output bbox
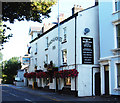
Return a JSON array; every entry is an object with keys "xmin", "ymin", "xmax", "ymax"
[
  {"xmin": 72, "ymin": 5, "xmax": 83, "ymax": 15},
  {"xmin": 95, "ymin": 0, "xmax": 98, "ymax": 6}
]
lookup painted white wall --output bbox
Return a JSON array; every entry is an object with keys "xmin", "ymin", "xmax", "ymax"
[{"xmin": 29, "ymin": 5, "xmax": 99, "ymax": 97}]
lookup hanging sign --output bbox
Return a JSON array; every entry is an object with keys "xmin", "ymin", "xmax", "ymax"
[{"xmin": 81, "ymin": 37, "xmax": 94, "ymax": 64}]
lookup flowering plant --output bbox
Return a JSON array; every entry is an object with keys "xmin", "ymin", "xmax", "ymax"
[
  {"xmin": 36, "ymin": 72, "xmax": 49, "ymax": 78},
  {"xmin": 54, "ymin": 69, "xmax": 79, "ymax": 78},
  {"xmin": 24, "ymin": 72, "xmax": 36, "ymax": 78}
]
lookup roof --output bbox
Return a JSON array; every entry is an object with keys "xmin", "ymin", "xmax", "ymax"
[{"xmin": 30, "ymin": 5, "xmax": 98, "ymax": 43}]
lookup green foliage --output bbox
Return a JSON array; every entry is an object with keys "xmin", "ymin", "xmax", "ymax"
[
  {"xmin": 2, "ymin": 1, "xmax": 57, "ymax": 23},
  {"xmin": 2, "ymin": 57, "xmax": 21, "ymax": 84},
  {"xmin": 0, "ymin": 20, "xmax": 13, "ymax": 49}
]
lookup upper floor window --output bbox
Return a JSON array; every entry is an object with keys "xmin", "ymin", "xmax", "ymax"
[
  {"xmin": 116, "ymin": 24, "xmax": 120, "ymax": 48},
  {"xmin": 46, "ymin": 37, "xmax": 49, "ymax": 48},
  {"xmin": 115, "ymin": 0, "xmax": 120, "ymax": 11},
  {"xmin": 45, "ymin": 54, "xmax": 48, "ymax": 64},
  {"xmin": 35, "ymin": 43, "xmax": 37, "ymax": 54},
  {"xmin": 62, "ymin": 49, "xmax": 67, "ymax": 64},
  {"xmin": 117, "ymin": 64, "xmax": 120, "ymax": 87},
  {"xmin": 63, "ymin": 27, "xmax": 67, "ymax": 42},
  {"xmin": 31, "ymin": 35, "xmax": 33, "ymax": 40}
]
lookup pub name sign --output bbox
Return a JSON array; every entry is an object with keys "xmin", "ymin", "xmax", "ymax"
[{"xmin": 81, "ymin": 37, "xmax": 94, "ymax": 64}]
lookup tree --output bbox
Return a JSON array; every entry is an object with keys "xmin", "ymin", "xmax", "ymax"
[
  {"xmin": 1, "ymin": 1, "xmax": 56, "ymax": 47},
  {"xmin": 2, "ymin": 1, "xmax": 57, "ymax": 23},
  {"xmin": 2, "ymin": 57, "xmax": 21, "ymax": 84}
]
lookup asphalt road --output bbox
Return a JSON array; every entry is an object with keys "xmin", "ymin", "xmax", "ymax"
[
  {"xmin": 1, "ymin": 85, "xmax": 120, "ymax": 103},
  {"xmin": 1, "ymin": 85, "xmax": 54, "ymax": 103}
]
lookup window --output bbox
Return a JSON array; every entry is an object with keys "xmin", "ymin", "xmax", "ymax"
[
  {"xmin": 62, "ymin": 49, "xmax": 67, "ymax": 64},
  {"xmin": 63, "ymin": 27, "xmax": 67, "ymax": 42},
  {"xmin": 117, "ymin": 64, "xmax": 120, "ymax": 87},
  {"xmin": 35, "ymin": 43, "xmax": 37, "ymax": 54},
  {"xmin": 115, "ymin": 0, "xmax": 120, "ymax": 11},
  {"xmin": 64, "ymin": 77, "xmax": 71, "ymax": 86},
  {"xmin": 46, "ymin": 37, "xmax": 48, "ymax": 48},
  {"xmin": 45, "ymin": 54, "xmax": 48, "ymax": 64},
  {"xmin": 35, "ymin": 58, "xmax": 37, "ymax": 66},
  {"xmin": 31, "ymin": 35, "xmax": 33, "ymax": 40},
  {"xmin": 116, "ymin": 24, "xmax": 120, "ymax": 48}
]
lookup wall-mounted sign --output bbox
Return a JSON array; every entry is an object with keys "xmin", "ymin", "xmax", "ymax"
[
  {"xmin": 81, "ymin": 37, "xmax": 94, "ymax": 64},
  {"xmin": 48, "ymin": 37, "xmax": 62, "ymax": 47}
]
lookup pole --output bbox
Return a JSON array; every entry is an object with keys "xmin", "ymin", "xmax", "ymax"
[
  {"xmin": 75, "ymin": 13, "xmax": 77, "ymax": 97},
  {"xmin": 56, "ymin": 0, "xmax": 60, "ymax": 92}
]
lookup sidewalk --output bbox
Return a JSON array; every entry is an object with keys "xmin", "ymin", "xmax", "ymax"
[{"xmin": 3, "ymin": 84, "xmax": 120, "ymax": 102}]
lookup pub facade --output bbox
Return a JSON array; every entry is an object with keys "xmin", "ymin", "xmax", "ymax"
[{"xmin": 26, "ymin": 5, "xmax": 100, "ymax": 97}]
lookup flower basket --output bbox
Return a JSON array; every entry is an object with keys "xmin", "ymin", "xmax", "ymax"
[
  {"xmin": 54, "ymin": 69, "xmax": 79, "ymax": 78},
  {"xmin": 36, "ymin": 72, "xmax": 49, "ymax": 78},
  {"xmin": 24, "ymin": 72, "xmax": 36, "ymax": 79}
]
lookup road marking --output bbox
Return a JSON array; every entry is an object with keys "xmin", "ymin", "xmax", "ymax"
[
  {"xmin": 25, "ymin": 98, "xmax": 32, "ymax": 102},
  {"xmin": 9, "ymin": 93, "xmax": 18, "ymax": 97}
]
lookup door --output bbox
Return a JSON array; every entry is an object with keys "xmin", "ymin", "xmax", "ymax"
[
  {"xmin": 95, "ymin": 72, "xmax": 101, "ymax": 95},
  {"xmin": 104, "ymin": 65, "xmax": 109, "ymax": 95},
  {"xmin": 56, "ymin": 78, "xmax": 58, "ymax": 91}
]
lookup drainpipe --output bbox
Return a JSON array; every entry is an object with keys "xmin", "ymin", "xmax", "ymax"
[{"xmin": 75, "ymin": 12, "xmax": 78, "ymax": 97}]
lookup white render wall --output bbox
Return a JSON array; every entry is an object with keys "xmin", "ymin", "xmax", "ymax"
[{"xmin": 29, "ymin": 6, "xmax": 99, "ymax": 97}]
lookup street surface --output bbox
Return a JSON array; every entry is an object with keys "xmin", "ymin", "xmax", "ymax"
[{"xmin": 0, "ymin": 84, "xmax": 120, "ymax": 103}]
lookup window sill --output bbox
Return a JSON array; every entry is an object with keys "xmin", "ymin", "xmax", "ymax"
[
  {"xmin": 111, "ymin": 48, "xmax": 120, "ymax": 55},
  {"xmin": 112, "ymin": 10, "xmax": 120, "ymax": 15},
  {"xmin": 45, "ymin": 48, "xmax": 48, "ymax": 51},
  {"xmin": 114, "ymin": 88, "xmax": 120, "ymax": 91}
]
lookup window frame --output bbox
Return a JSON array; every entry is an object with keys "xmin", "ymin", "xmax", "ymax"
[
  {"xmin": 115, "ymin": 0, "xmax": 120, "ymax": 12},
  {"xmin": 62, "ymin": 49, "xmax": 67, "ymax": 65},
  {"xmin": 117, "ymin": 63, "xmax": 120, "ymax": 87},
  {"xmin": 116, "ymin": 24, "xmax": 120, "ymax": 48},
  {"xmin": 64, "ymin": 77, "xmax": 71, "ymax": 86},
  {"xmin": 63, "ymin": 27, "xmax": 67, "ymax": 42}
]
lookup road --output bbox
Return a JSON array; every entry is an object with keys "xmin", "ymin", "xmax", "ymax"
[
  {"xmin": 1, "ymin": 85, "xmax": 56, "ymax": 103},
  {"xmin": 1, "ymin": 84, "xmax": 120, "ymax": 103}
]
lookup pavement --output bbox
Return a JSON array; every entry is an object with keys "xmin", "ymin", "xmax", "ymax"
[{"xmin": 1, "ymin": 84, "xmax": 120, "ymax": 103}]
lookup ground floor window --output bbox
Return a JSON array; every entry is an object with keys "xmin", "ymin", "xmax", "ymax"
[
  {"xmin": 64, "ymin": 77, "xmax": 71, "ymax": 86},
  {"xmin": 43, "ymin": 78, "xmax": 49, "ymax": 86},
  {"xmin": 117, "ymin": 64, "xmax": 120, "ymax": 87}
]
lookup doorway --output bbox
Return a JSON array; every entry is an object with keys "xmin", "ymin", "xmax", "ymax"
[
  {"xmin": 95, "ymin": 72, "xmax": 101, "ymax": 95},
  {"xmin": 104, "ymin": 65, "xmax": 109, "ymax": 95}
]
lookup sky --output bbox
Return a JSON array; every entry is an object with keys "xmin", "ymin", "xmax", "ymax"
[{"xmin": 1, "ymin": 0, "xmax": 95, "ymax": 61}]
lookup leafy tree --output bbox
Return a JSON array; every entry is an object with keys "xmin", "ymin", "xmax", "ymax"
[
  {"xmin": 2, "ymin": 57, "xmax": 21, "ymax": 84},
  {"xmin": 2, "ymin": 1, "xmax": 57, "ymax": 23},
  {"xmin": 1, "ymin": 1, "xmax": 56, "ymax": 47}
]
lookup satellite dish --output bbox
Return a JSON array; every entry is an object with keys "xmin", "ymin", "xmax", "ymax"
[{"xmin": 84, "ymin": 28, "xmax": 90, "ymax": 35}]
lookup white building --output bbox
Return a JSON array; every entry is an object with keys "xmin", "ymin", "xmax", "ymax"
[
  {"xmin": 28, "ymin": 4, "xmax": 100, "ymax": 97},
  {"xmin": 15, "ymin": 54, "xmax": 30, "ymax": 86},
  {"xmin": 99, "ymin": 0, "xmax": 120, "ymax": 95}
]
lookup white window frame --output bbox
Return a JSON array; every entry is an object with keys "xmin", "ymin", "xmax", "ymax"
[
  {"xmin": 115, "ymin": 0, "xmax": 120, "ymax": 12},
  {"xmin": 63, "ymin": 27, "xmax": 67, "ymax": 42},
  {"xmin": 116, "ymin": 24, "xmax": 120, "ymax": 48},
  {"xmin": 46, "ymin": 37, "xmax": 48, "ymax": 48},
  {"xmin": 62, "ymin": 49, "xmax": 67, "ymax": 64},
  {"xmin": 35, "ymin": 43, "xmax": 37, "ymax": 53},
  {"xmin": 114, "ymin": 60, "xmax": 120, "ymax": 89},
  {"xmin": 45, "ymin": 54, "xmax": 48, "ymax": 64}
]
